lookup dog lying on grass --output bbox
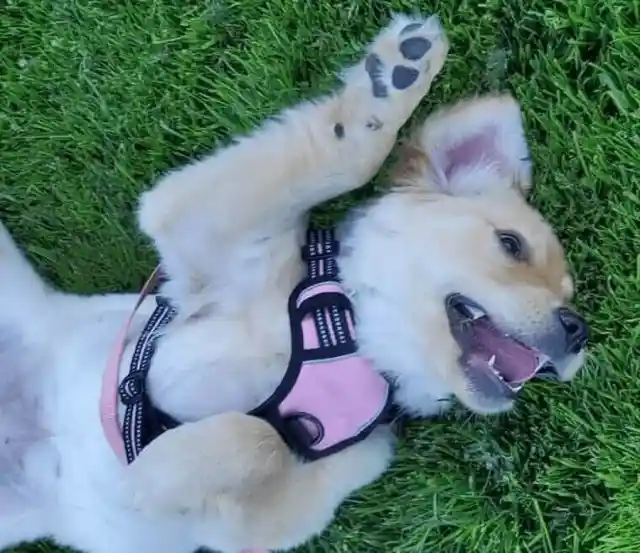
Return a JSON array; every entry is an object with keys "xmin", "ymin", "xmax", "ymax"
[{"xmin": 0, "ymin": 12, "xmax": 588, "ymax": 553}]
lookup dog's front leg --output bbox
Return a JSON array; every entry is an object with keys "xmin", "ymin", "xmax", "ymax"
[
  {"xmin": 125, "ymin": 413, "xmax": 394, "ymax": 553},
  {"xmin": 137, "ymin": 14, "xmax": 448, "ymax": 299}
]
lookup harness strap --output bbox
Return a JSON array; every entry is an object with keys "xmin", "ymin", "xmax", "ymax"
[
  {"xmin": 119, "ymin": 296, "xmax": 179, "ymax": 463},
  {"xmin": 100, "ymin": 266, "xmax": 163, "ymax": 463}
]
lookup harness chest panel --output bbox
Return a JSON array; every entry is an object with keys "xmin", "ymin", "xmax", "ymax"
[{"xmin": 249, "ymin": 229, "xmax": 392, "ymax": 459}]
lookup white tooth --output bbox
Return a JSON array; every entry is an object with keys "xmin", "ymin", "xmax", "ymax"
[
  {"xmin": 468, "ymin": 306, "xmax": 485, "ymax": 319},
  {"xmin": 535, "ymin": 354, "xmax": 551, "ymax": 371},
  {"xmin": 487, "ymin": 355, "xmax": 505, "ymax": 381}
]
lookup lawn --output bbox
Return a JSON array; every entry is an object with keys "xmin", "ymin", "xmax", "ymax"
[{"xmin": 1, "ymin": 0, "xmax": 639, "ymax": 552}]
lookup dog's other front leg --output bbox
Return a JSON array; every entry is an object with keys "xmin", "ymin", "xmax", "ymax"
[
  {"xmin": 126, "ymin": 413, "xmax": 394, "ymax": 553},
  {"xmin": 137, "ymin": 14, "xmax": 448, "ymax": 302}
]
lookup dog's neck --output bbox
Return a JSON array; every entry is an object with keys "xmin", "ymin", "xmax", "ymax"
[{"xmin": 333, "ymin": 205, "xmax": 455, "ymax": 417}]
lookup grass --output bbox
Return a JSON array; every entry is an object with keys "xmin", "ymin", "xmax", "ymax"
[{"xmin": 1, "ymin": 0, "xmax": 639, "ymax": 551}]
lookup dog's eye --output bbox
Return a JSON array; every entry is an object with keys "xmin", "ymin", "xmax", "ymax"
[{"xmin": 497, "ymin": 231, "xmax": 527, "ymax": 262}]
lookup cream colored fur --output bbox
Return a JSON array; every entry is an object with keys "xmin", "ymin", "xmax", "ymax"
[{"xmin": 0, "ymin": 12, "xmax": 586, "ymax": 553}]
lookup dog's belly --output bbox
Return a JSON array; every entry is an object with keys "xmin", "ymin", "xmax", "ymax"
[{"xmin": 0, "ymin": 326, "xmax": 49, "ymax": 503}]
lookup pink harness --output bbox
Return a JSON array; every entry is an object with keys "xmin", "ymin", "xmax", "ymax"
[
  {"xmin": 247, "ymin": 230, "xmax": 392, "ymax": 459},
  {"xmin": 99, "ymin": 227, "xmax": 393, "ymax": 549}
]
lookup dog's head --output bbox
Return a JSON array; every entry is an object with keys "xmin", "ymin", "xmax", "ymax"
[{"xmin": 344, "ymin": 94, "xmax": 588, "ymax": 415}]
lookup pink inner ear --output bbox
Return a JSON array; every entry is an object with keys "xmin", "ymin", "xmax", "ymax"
[{"xmin": 443, "ymin": 126, "xmax": 507, "ymax": 180}]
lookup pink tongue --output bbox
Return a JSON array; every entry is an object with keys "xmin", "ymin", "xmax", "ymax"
[{"xmin": 468, "ymin": 318, "xmax": 542, "ymax": 384}]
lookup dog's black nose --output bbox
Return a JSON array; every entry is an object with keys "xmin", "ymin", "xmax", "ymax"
[{"xmin": 556, "ymin": 307, "xmax": 589, "ymax": 354}]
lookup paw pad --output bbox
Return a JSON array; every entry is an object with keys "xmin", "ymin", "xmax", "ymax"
[
  {"xmin": 399, "ymin": 37, "xmax": 432, "ymax": 61},
  {"xmin": 365, "ymin": 53, "xmax": 388, "ymax": 98},
  {"xmin": 361, "ymin": 15, "xmax": 447, "ymax": 99},
  {"xmin": 391, "ymin": 66, "xmax": 420, "ymax": 90},
  {"xmin": 400, "ymin": 22, "xmax": 423, "ymax": 35}
]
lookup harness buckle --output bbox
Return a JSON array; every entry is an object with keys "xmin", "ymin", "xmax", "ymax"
[{"xmin": 118, "ymin": 371, "xmax": 147, "ymax": 406}]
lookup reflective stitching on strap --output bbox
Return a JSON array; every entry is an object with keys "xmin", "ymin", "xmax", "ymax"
[
  {"xmin": 313, "ymin": 308, "xmax": 332, "ymax": 348},
  {"xmin": 300, "ymin": 228, "xmax": 353, "ymax": 352},
  {"xmin": 330, "ymin": 305, "xmax": 348, "ymax": 345},
  {"xmin": 303, "ymin": 228, "xmax": 339, "ymax": 280},
  {"xmin": 119, "ymin": 297, "xmax": 177, "ymax": 464}
]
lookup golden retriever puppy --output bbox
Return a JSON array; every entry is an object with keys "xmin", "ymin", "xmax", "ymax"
[{"xmin": 0, "ymin": 12, "xmax": 587, "ymax": 553}]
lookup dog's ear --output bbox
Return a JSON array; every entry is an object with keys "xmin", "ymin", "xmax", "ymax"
[
  {"xmin": 393, "ymin": 93, "xmax": 533, "ymax": 197},
  {"xmin": 124, "ymin": 412, "xmax": 295, "ymax": 517}
]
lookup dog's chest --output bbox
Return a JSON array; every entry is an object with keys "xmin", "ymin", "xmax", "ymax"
[{"xmin": 146, "ymin": 297, "xmax": 293, "ymax": 422}]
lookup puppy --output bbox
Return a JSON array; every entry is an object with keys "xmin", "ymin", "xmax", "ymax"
[{"xmin": 0, "ymin": 12, "xmax": 588, "ymax": 553}]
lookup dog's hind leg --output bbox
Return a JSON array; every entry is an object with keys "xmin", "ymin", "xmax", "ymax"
[
  {"xmin": 0, "ymin": 221, "xmax": 53, "ymax": 333},
  {"xmin": 137, "ymin": 14, "xmax": 448, "ymax": 305},
  {"xmin": 0, "ymin": 488, "xmax": 50, "ymax": 550}
]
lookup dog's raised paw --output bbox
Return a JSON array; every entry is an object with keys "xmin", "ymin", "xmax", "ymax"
[
  {"xmin": 363, "ymin": 14, "xmax": 448, "ymax": 98},
  {"xmin": 340, "ymin": 14, "xmax": 448, "ymax": 130}
]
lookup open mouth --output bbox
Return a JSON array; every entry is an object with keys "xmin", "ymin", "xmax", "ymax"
[{"xmin": 446, "ymin": 294, "xmax": 556, "ymax": 395}]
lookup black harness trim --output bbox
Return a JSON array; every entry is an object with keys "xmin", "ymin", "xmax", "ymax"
[{"xmin": 119, "ymin": 295, "xmax": 181, "ymax": 464}]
